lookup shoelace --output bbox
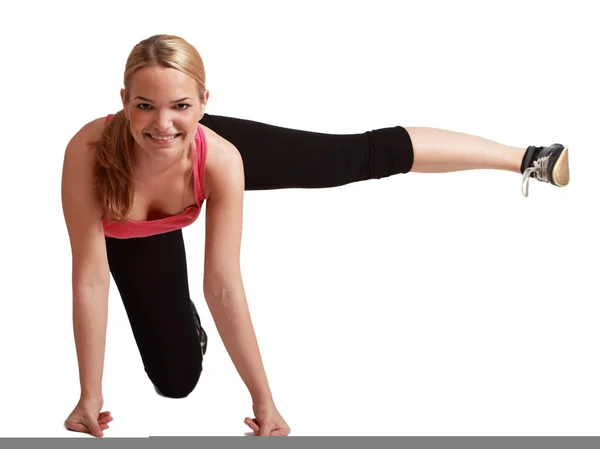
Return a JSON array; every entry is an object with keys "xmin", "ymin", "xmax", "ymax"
[{"xmin": 521, "ymin": 155, "xmax": 550, "ymax": 197}]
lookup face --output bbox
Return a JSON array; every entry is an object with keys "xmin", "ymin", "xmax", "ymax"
[{"xmin": 120, "ymin": 65, "xmax": 209, "ymax": 162}]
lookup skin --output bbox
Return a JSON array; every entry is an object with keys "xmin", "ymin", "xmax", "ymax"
[
  {"xmin": 117, "ymin": 65, "xmax": 289, "ymax": 437},
  {"xmin": 120, "ymin": 65, "xmax": 210, "ymax": 178},
  {"xmin": 64, "ymin": 63, "xmax": 563, "ymax": 438}
]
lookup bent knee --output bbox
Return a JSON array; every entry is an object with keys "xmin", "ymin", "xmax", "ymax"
[{"xmin": 152, "ymin": 365, "xmax": 203, "ymax": 398}]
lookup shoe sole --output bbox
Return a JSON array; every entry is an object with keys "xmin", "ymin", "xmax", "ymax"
[
  {"xmin": 552, "ymin": 146, "xmax": 569, "ymax": 187},
  {"xmin": 190, "ymin": 300, "xmax": 207, "ymax": 355}
]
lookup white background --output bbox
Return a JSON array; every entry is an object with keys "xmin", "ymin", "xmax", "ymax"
[{"xmin": 1, "ymin": 0, "xmax": 598, "ymax": 438}]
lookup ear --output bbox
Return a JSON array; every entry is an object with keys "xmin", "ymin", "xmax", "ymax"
[
  {"xmin": 199, "ymin": 89, "xmax": 210, "ymax": 121},
  {"xmin": 120, "ymin": 88, "xmax": 128, "ymax": 119}
]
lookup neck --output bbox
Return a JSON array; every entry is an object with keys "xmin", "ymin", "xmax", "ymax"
[{"xmin": 133, "ymin": 142, "xmax": 191, "ymax": 179}]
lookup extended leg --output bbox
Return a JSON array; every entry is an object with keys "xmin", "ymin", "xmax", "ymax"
[
  {"xmin": 199, "ymin": 114, "xmax": 569, "ymax": 197},
  {"xmin": 407, "ymin": 127, "xmax": 569, "ymax": 196},
  {"xmin": 199, "ymin": 114, "xmax": 413, "ymax": 190},
  {"xmin": 408, "ymin": 127, "xmax": 525, "ymax": 173}
]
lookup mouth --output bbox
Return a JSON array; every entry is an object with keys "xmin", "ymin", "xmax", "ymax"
[{"xmin": 145, "ymin": 133, "xmax": 182, "ymax": 143}]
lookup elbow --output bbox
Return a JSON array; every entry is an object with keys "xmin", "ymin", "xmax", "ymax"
[
  {"xmin": 203, "ymin": 286, "xmax": 239, "ymax": 303},
  {"xmin": 203, "ymin": 277, "xmax": 244, "ymax": 303},
  {"xmin": 73, "ymin": 277, "xmax": 110, "ymax": 293},
  {"xmin": 203, "ymin": 286, "xmax": 225, "ymax": 302},
  {"xmin": 73, "ymin": 266, "xmax": 110, "ymax": 291}
]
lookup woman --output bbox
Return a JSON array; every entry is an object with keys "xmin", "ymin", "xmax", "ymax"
[{"xmin": 60, "ymin": 34, "xmax": 569, "ymax": 438}]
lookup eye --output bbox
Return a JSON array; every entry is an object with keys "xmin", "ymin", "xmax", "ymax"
[{"xmin": 135, "ymin": 103, "xmax": 190, "ymax": 111}]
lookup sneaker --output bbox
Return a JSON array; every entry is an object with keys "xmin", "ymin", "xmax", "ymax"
[
  {"xmin": 190, "ymin": 300, "xmax": 208, "ymax": 356},
  {"xmin": 521, "ymin": 143, "xmax": 569, "ymax": 197}
]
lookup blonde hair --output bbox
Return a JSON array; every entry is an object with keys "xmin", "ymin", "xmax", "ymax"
[{"xmin": 90, "ymin": 34, "xmax": 207, "ymax": 223}]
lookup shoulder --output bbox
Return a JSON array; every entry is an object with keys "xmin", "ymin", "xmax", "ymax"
[
  {"xmin": 64, "ymin": 117, "xmax": 110, "ymax": 169},
  {"xmin": 82, "ymin": 116, "xmax": 108, "ymax": 139},
  {"xmin": 200, "ymin": 123, "xmax": 244, "ymax": 201},
  {"xmin": 68, "ymin": 116, "xmax": 108, "ymax": 150}
]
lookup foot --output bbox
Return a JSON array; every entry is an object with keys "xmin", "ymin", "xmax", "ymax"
[
  {"xmin": 521, "ymin": 143, "xmax": 570, "ymax": 197},
  {"xmin": 190, "ymin": 300, "xmax": 208, "ymax": 356}
]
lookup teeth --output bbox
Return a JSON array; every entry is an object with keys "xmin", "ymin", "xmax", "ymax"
[{"xmin": 150, "ymin": 134, "xmax": 177, "ymax": 140}]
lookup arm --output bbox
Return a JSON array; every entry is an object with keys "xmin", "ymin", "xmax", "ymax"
[
  {"xmin": 61, "ymin": 118, "xmax": 111, "ymax": 400},
  {"xmin": 202, "ymin": 141, "xmax": 273, "ymax": 405}
]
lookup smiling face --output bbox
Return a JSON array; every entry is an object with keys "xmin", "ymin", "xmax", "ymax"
[{"xmin": 120, "ymin": 65, "xmax": 209, "ymax": 166}]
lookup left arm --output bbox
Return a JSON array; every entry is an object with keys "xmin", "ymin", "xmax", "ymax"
[{"xmin": 202, "ymin": 141, "xmax": 273, "ymax": 405}]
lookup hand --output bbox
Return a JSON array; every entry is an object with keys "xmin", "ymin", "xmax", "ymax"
[
  {"xmin": 244, "ymin": 401, "xmax": 290, "ymax": 436},
  {"xmin": 64, "ymin": 395, "xmax": 113, "ymax": 438}
]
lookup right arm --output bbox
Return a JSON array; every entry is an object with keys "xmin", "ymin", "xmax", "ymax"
[{"xmin": 61, "ymin": 118, "xmax": 111, "ymax": 400}]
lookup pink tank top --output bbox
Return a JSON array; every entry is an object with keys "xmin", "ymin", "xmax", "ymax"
[{"xmin": 102, "ymin": 114, "xmax": 208, "ymax": 239}]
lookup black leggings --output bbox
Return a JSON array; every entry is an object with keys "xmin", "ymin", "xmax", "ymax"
[{"xmin": 105, "ymin": 114, "xmax": 414, "ymax": 398}]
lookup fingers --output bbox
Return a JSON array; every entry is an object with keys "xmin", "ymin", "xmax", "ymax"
[
  {"xmin": 97, "ymin": 411, "xmax": 113, "ymax": 427},
  {"xmin": 244, "ymin": 417, "xmax": 286, "ymax": 437},
  {"xmin": 258, "ymin": 424, "xmax": 274, "ymax": 436},
  {"xmin": 65, "ymin": 422, "xmax": 107, "ymax": 437},
  {"xmin": 88, "ymin": 420, "xmax": 105, "ymax": 438},
  {"xmin": 65, "ymin": 421, "xmax": 89, "ymax": 434},
  {"xmin": 244, "ymin": 417, "xmax": 260, "ymax": 435},
  {"xmin": 244, "ymin": 418, "xmax": 278, "ymax": 437},
  {"xmin": 65, "ymin": 419, "xmax": 105, "ymax": 438},
  {"xmin": 98, "ymin": 415, "xmax": 113, "ymax": 425},
  {"xmin": 65, "ymin": 409, "xmax": 113, "ymax": 439}
]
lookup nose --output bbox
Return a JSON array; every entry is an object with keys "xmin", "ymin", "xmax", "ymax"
[{"xmin": 153, "ymin": 109, "xmax": 175, "ymax": 132}]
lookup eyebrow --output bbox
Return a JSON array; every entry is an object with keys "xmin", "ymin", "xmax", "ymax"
[{"xmin": 134, "ymin": 96, "xmax": 193, "ymax": 103}]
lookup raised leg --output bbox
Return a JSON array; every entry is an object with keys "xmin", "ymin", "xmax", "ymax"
[
  {"xmin": 199, "ymin": 114, "xmax": 413, "ymax": 190},
  {"xmin": 407, "ymin": 127, "xmax": 525, "ymax": 173},
  {"xmin": 199, "ymin": 114, "xmax": 568, "ymax": 197},
  {"xmin": 406, "ymin": 126, "xmax": 570, "ymax": 196}
]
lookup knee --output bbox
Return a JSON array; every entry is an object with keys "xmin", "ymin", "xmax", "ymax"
[{"xmin": 152, "ymin": 363, "xmax": 203, "ymax": 399}]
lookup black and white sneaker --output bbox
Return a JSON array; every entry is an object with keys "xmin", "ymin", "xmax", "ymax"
[
  {"xmin": 521, "ymin": 143, "xmax": 570, "ymax": 197},
  {"xmin": 190, "ymin": 300, "xmax": 208, "ymax": 356}
]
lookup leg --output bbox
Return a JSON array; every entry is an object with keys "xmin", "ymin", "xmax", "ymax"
[
  {"xmin": 105, "ymin": 230, "xmax": 204, "ymax": 398},
  {"xmin": 199, "ymin": 114, "xmax": 568, "ymax": 196},
  {"xmin": 406, "ymin": 127, "xmax": 569, "ymax": 196},
  {"xmin": 407, "ymin": 127, "xmax": 525, "ymax": 173},
  {"xmin": 200, "ymin": 114, "xmax": 413, "ymax": 190}
]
